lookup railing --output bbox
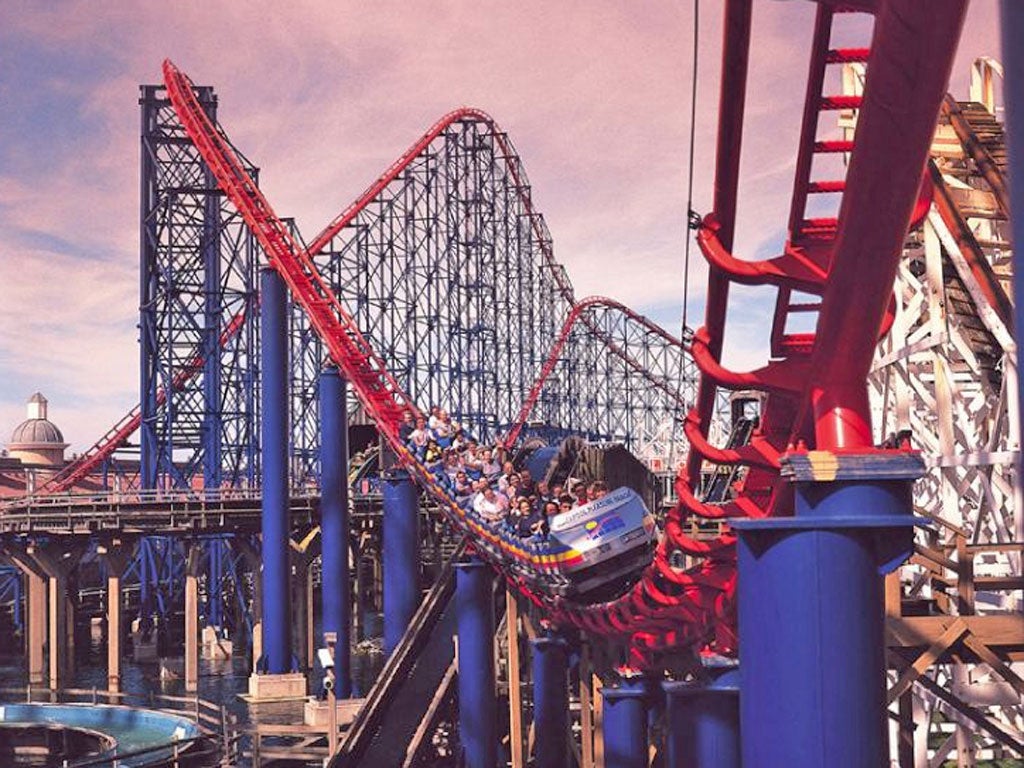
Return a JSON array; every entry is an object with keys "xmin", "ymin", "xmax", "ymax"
[
  {"xmin": 1, "ymin": 487, "xmax": 322, "ymax": 511},
  {"xmin": 0, "ymin": 686, "xmax": 240, "ymax": 767}
]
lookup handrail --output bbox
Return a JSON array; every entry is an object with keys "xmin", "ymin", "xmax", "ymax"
[
  {"xmin": 1, "ymin": 486, "xmax": 320, "ymax": 512},
  {"xmin": 333, "ymin": 538, "xmax": 467, "ymax": 767},
  {"xmin": 65, "ymin": 734, "xmax": 205, "ymax": 768}
]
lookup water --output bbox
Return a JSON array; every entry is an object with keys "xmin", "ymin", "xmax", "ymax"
[{"xmin": 0, "ymin": 615, "xmax": 387, "ymax": 766}]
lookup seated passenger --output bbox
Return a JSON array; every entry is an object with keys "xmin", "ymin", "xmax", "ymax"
[
  {"xmin": 442, "ymin": 451, "xmax": 463, "ymax": 481},
  {"xmin": 463, "ymin": 446, "xmax": 483, "ymax": 480},
  {"xmin": 497, "ymin": 463, "xmax": 516, "ymax": 493},
  {"xmin": 473, "ymin": 485, "xmax": 508, "ymax": 525},
  {"xmin": 451, "ymin": 426, "xmax": 467, "ymax": 452},
  {"xmin": 518, "ymin": 468, "xmax": 536, "ymax": 496},
  {"xmin": 536, "ymin": 500, "xmax": 558, "ymax": 537},
  {"xmin": 508, "ymin": 496, "xmax": 537, "ymax": 538},
  {"xmin": 427, "ymin": 405, "xmax": 443, "ymax": 432},
  {"xmin": 587, "ymin": 480, "xmax": 609, "ymax": 501},
  {"xmin": 556, "ymin": 495, "xmax": 574, "ymax": 516},
  {"xmin": 427, "ymin": 440, "xmax": 445, "ymax": 464},
  {"xmin": 433, "ymin": 409, "xmax": 454, "ymax": 448},
  {"xmin": 479, "ymin": 449, "xmax": 501, "ymax": 480},
  {"xmin": 503, "ymin": 473, "xmax": 522, "ymax": 499},
  {"xmin": 572, "ymin": 482, "xmax": 588, "ymax": 507},
  {"xmin": 453, "ymin": 471, "xmax": 474, "ymax": 499},
  {"xmin": 535, "ymin": 481, "xmax": 552, "ymax": 505},
  {"xmin": 408, "ymin": 417, "xmax": 431, "ymax": 459},
  {"xmin": 398, "ymin": 410, "xmax": 416, "ymax": 443}
]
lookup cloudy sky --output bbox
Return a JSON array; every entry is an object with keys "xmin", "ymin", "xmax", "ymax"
[{"xmin": 0, "ymin": 2, "xmax": 1001, "ymax": 452}]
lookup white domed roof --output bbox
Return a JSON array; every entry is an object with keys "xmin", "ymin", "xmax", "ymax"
[
  {"xmin": 8, "ymin": 392, "xmax": 68, "ymax": 448},
  {"xmin": 10, "ymin": 418, "xmax": 66, "ymax": 446}
]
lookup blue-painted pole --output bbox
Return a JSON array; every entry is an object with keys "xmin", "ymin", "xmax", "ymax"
[
  {"xmin": 662, "ymin": 669, "xmax": 740, "ymax": 768},
  {"xmin": 208, "ymin": 537, "xmax": 228, "ymax": 630},
  {"xmin": 202, "ymin": 146, "xmax": 222, "ymax": 492},
  {"xmin": 319, "ymin": 365, "xmax": 351, "ymax": 697},
  {"xmin": 259, "ymin": 267, "xmax": 292, "ymax": 674},
  {"xmin": 455, "ymin": 557, "xmax": 495, "ymax": 768},
  {"xmin": 531, "ymin": 635, "xmax": 569, "ymax": 768},
  {"xmin": 382, "ymin": 468, "xmax": 419, "ymax": 656},
  {"xmin": 602, "ymin": 679, "xmax": 649, "ymax": 768},
  {"xmin": 138, "ymin": 538, "xmax": 153, "ymax": 633},
  {"xmin": 731, "ymin": 452, "xmax": 922, "ymax": 767},
  {"xmin": 1003, "ymin": 2, "xmax": 1024, "ymax": 500}
]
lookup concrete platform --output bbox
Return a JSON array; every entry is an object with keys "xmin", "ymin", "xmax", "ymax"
[
  {"xmin": 246, "ymin": 672, "xmax": 307, "ymax": 701},
  {"xmin": 201, "ymin": 626, "xmax": 233, "ymax": 659},
  {"xmin": 131, "ymin": 632, "xmax": 159, "ymax": 663},
  {"xmin": 303, "ymin": 697, "xmax": 366, "ymax": 728}
]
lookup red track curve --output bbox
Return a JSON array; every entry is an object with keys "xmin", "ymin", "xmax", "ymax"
[
  {"xmin": 160, "ymin": 0, "xmax": 967, "ymax": 664},
  {"xmin": 501, "ymin": 296, "xmax": 692, "ymax": 450}
]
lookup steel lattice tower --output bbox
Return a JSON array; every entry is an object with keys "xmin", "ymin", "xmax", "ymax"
[
  {"xmin": 139, "ymin": 85, "xmax": 261, "ymax": 490},
  {"xmin": 139, "ymin": 97, "xmax": 697, "ymax": 490}
]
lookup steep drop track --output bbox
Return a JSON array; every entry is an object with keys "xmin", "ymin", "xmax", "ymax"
[{"xmin": 160, "ymin": 0, "xmax": 967, "ymax": 667}]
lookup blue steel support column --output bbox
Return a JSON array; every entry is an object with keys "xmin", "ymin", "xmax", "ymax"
[
  {"xmin": 531, "ymin": 635, "xmax": 569, "ymax": 768},
  {"xmin": 259, "ymin": 267, "xmax": 292, "ymax": 673},
  {"xmin": 202, "ymin": 157, "xmax": 222, "ymax": 490},
  {"xmin": 139, "ymin": 85, "xmax": 160, "ymax": 491},
  {"xmin": 382, "ymin": 468, "xmax": 419, "ymax": 656},
  {"xmin": 319, "ymin": 365, "xmax": 351, "ymax": 697},
  {"xmin": 662, "ymin": 669, "xmax": 740, "ymax": 768},
  {"xmin": 207, "ymin": 538, "xmax": 225, "ymax": 630},
  {"xmin": 731, "ymin": 452, "xmax": 923, "ymax": 767},
  {"xmin": 602, "ymin": 679, "xmax": 649, "ymax": 768},
  {"xmin": 455, "ymin": 557, "xmax": 496, "ymax": 768}
]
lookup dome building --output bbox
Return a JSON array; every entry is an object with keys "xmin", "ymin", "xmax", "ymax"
[{"xmin": 8, "ymin": 393, "xmax": 69, "ymax": 467}]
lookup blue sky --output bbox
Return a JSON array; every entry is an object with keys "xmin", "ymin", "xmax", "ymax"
[{"xmin": 0, "ymin": 1, "xmax": 1001, "ymax": 451}]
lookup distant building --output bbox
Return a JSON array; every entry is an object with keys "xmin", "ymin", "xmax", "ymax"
[{"xmin": 7, "ymin": 393, "xmax": 68, "ymax": 467}]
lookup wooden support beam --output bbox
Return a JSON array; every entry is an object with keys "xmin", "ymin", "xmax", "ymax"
[
  {"xmin": 961, "ymin": 633, "xmax": 1024, "ymax": 698},
  {"xmin": 887, "ymin": 614, "xmax": 1024, "ymax": 651},
  {"xmin": 580, "ymin": 646, "xmax": 594, "ymax": 768},
  {"xmin": 592, "ymin": 673, "xmax": 604, "ymax": 768},
  {"xmin": 107, "ymin": 574, "xmax": 121, "ymax": 693},
  {"xmin": 955, "ymin": 535, "xmax": 976, "ymax": 616},
  {"xmin": 896, "ymin": 688, "xmax": 915, "ymax": 768},
  {"xmin": 886, "ymin": 571, "xmax": 902, "ymax": 618},
  {"xmin": 25, "ymin": 568, "xmax": 45, "ymax": 685},
  {"xmin": 887, "ymin": 618, "xmax": 969, "ymax": 704},
  {"xmin": 506, "ymin": 590, "xmax": 525, "ymax": 768},
  {"xmin": 185, "ymin": 572, "xmax": 199, "ymax": 693},
  {"xmin": 912, "ymin": 670, "xmax": 1024, "ymax": 756}
]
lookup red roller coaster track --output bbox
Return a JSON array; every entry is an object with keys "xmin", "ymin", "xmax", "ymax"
[
  {"xmin": 157, "ymin": 0, "xmax": 966, "ymax": 665},
  {"xmin": 43, "ymin": 0, "xmax": 968, "ymax": 669}
]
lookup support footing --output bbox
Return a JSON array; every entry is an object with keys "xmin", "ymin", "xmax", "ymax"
[
  {"xmin": 202, "ymin": 626, "xmax": 233, "ymax": 659},
  {"xmin": 247, "ymin": 672, "xmax": 307, "ymax": 701},
  {"xmin": 302, "ymin": 697, "xmax": 366, "ymax": 727}
]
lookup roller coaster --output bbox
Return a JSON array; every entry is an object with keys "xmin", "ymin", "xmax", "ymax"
[
  {"xmin": 148, "ymin": 0, "xmax": 963, "ymax": 668},
  {"xmin": 4, "ymin": 1, "xmax": 1022, "ymax": 764}
]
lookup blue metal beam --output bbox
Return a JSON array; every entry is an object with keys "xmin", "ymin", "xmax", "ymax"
[
  {"xmin": 731, "ymin": 454, "xmax": 921, "ymax": 767},
  {"xmin": 602, "ymin": 679, "xmax": 650, "ymax": 768},
  {"xmin": 320, "ymin": 365, "xmax": 352, "ymax": 697},
  {"xmin": 260, "ymin": 267, "xmax": 293, "ymax": 674},
  {"xmin": 531, "ymin": 635, "xmax": 569, "ymax": 768},
  {"xmin": 382, "ymin": 468, "xmax": 419, "ymax": 656},
  {"xmin": 455, "ymin": 557, "xmax": 496, "ymax": 768},
  {"xmin": 662, "ymin": 669, "xmax": 740, "ymax": 768}
]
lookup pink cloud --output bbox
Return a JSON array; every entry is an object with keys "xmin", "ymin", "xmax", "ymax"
[{"xmin": 0, "ymin": 2, "xmax": 1003, "ymax": 451}]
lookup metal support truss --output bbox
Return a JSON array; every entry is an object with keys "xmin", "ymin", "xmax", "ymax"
[
  {"xmin": 0, "ymin": 564, "xmax": 24, "ymax": 635},
  {"xmin": 290, "ymin": 114, "xmax": 696, "ymax": 483},
  {"xmin": 139, "ymin": 84, "xmax": 260, "ymax": 491},
  {"xmin": 127, "ymin": 536, "xmax": 186, "ymax": 631},
  {"xmin": 862, "ymin": 58, "xmax": 1023, "ymax": 766}
]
